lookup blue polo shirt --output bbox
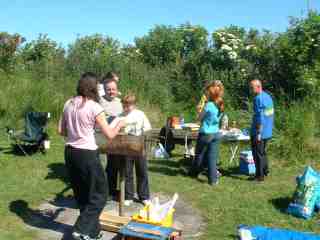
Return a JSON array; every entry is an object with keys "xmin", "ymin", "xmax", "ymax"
[
  {"xmin": 251, "ymin": 91, "xmax": 274, "ymax": 139},
  {"xmin": 199, "ymin": 101, "xmax": 221, "ymax": 134}
]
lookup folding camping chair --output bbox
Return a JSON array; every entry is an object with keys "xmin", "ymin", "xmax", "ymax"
[{"xmin": 6, "ymin": 112, "xmax": 50, "ymax": 155}]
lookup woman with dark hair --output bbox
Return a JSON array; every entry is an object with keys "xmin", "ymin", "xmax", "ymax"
[
  {"xmin": 190, "ymin": 81, "xmax": 224, "ymax": 186},
  {"xmin": 58, "ymin": 72, "xmax": 125, "ymax": 240}
]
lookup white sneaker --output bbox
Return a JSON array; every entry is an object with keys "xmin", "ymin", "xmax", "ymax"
[
  {"xmin": 72, "ymin": 232, "xmax": 81, "ymax": 239},
  {"xmin": 72, "ymin": 232, "xmax": 91, "ymax": 240},
  {"xmin": 124, "ymin": 200, "xmax": 133, "ymax": 206},
  {"xmin": 142, "ymin": 199, "xmax": 151, "ymax": 206}
]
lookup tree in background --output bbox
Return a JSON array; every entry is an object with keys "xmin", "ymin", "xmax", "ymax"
[
  {"xmin": 20, "ymin": 34, "xmax": 65, "ymax": 80},
  {"xmin": 1, "ymin": 11, "xmax": 319, "ymax": 120},
  {"xmin": 278, "ymin": 11, "xmax": 320, "ymax": 98},
  {"xmin": 135, "ymin": 25, "xmax": 182, "ymax": 66},
  {"xmin": 66, "ymin": 34, "xmax": 121, "ymax": 77},
  {"xmin": 0, "ymin": 32, "xmax": 25, "ymax": 72}
]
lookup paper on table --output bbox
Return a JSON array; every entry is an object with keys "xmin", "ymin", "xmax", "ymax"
[
  {"xmin": 183, "ymin": 123, "xmax": 200, "ymax": 129},
  {"xmin": 218, "ymin": 129, "xmax": 250, "ymax": 140}
]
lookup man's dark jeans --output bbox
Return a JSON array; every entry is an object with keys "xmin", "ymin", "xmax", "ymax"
[
  {"xmin": 191, "ymin": 133, "xmax": 220, "ymax": 184},
  {"xmin": 125, "ymin": 156, "xmax": 150, "ymax": 201},
  {"xmin": 106, "ymin": 154, "xmax": 125, "ymax": 197},
  {"xmin": 251, "ymin": 138, "xmax": 270, "ymax": 178}
]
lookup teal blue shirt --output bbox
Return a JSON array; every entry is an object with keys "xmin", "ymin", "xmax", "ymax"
[{"xmin": 199, "ymin": 101, "xmax": 221, "ymax": 134}]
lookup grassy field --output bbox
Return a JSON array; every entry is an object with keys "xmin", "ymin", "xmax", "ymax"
[{"xmin": 0, "ymin": 124, "xmax": 320, "ymax": 240}]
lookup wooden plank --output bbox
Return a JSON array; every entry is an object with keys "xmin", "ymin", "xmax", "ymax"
[
  {"xmin": 100, "ymin": 212, "xmax": 131, "ymax": 224},
  {"xmin": 100, "ymin": 221, "xmax": 121, "ymax": 233},
  {"xmin": 99, "ymin": 212, "xmax": 131, "ymax": 233}
]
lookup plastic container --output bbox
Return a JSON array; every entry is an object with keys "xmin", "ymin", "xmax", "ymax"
[
  {"xmin": 239, "ymin": 150, "xmax": 255, "ymax": 175},
  {"xmin": 239, "ymin": 160, "xmax": 256, "ymax": 175},
  {"xmin": 132, "ymin": 206, "xmax": 175, "ymax": 227},
  {"xmin": 179, "ymin": 115, "xmax": 184, "ymax": 127},
  {"xmin": 220, "ymin": 113, "xmax": 229, "ymax": 130}
]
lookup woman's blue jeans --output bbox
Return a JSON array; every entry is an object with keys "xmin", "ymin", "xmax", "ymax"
[{"xmin": 191, "ymin": 133, "xmax": 220, "ymax": 184}]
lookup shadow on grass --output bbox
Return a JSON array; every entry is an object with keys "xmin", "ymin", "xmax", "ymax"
[
  {"xmin": 46, "ymin": 162, "xmax": 73, "ymax": 204},
  {"xmin": 49, "ymin": 195, "xmax": 78, "ymax": 210},
  {"xmin": 45, "ymin": 163, "xmax": 73, "ymax": 209},
  {"xmin": 46, "ymin": 162, "xmax": 69, "ymax": 184},
  {"xmin": 148, "ymin": 166, "xmax": 188, "ymax": 176},
  {"xmin": 269, "ymin": 196, "xmax": 291, "ymax": 213},
  {"xmin": 228, "ymin": 234, "xmax": 239, "ymax": 239},
  {"xmin": 9, "ymin": 200, "xmax": 72, "ymax": 239},
  {"xmin": 3, "ymin": 144, "xmax": 42, "ymax": 156},
  {"xmin": 148, "ymin": 157, "xmax": 190, "ymax": 176},
  {"xmin": 148, "ymin": 158, "xmax": 249, "ymax": 182},
  {"xmin": 0, "ymin": 146, "xmax": 11, "ymax": 153},
  {"xmin": 219, "ymin": 166, "xmax": 246, "ymax": 180}
]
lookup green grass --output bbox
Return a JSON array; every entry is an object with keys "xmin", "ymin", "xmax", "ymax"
[
  {"xmin": 149, "ymin": 145, "xmax": 320, "ymax": 239},
  {"xmin": 0, "ymin": 125, "xmax": 320, "ymax": 240}
]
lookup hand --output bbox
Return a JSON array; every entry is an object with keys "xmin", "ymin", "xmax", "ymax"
[
  {"xmin": 108, "ymin": 117, "xmax": 121, "ymax": 128},
  {"xmin": 117, "ymin": 118, "xmax": 127, "ymax": 129},
  {"xmin": 256, "ymin": 134, "xmax": 262, "ymax": 143},
  {"xmin": 196, "ymin": 105, "xmax": 202, "ymax": 114}
]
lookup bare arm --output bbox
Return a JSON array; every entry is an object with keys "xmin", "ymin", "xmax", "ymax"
[
  {"xmin": 142, "ymin": 113, "xmax": 152, "ymax": 132},
  {"xmin": 96, "ymin": 112, "xmax": 124, "ymax": 139},
  {"xmin": 58, "ymin": 117, "xmax": 67, "ymax": 137},
  {"xmin": 197, "ymin": 110, "xmax": 206, "ymax": 122}
]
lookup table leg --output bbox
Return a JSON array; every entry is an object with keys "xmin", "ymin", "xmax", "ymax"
[
  {"xmin": 119, "ymin": 160, "xmax": 126, "ymax": 216},
  {"xmin": 229, "ymin": 143, "xmax": 239, "ymax": 165},
  {"xmin": 184, "ymin": 134, "xmax": 188, "ymax": 157}
]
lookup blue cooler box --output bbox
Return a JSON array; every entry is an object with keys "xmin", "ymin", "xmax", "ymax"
[{"xmin": 239, "ymin": 150, "xmax": 256, "ymax": 175}]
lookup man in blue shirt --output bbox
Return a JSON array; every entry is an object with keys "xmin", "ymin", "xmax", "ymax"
[{"xmin": 250, "ymin": 79, "xmax": 274, "ymax": 182}]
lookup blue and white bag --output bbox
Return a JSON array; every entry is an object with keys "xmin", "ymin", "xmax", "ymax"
[{"xmin": 287, "ymin": 166, "xmax": 320, "ymax": 219}]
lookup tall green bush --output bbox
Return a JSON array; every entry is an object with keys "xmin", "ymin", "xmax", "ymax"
[{"xmin": 271, "ymin": 100, "xmax": 319, "ymax": 164}]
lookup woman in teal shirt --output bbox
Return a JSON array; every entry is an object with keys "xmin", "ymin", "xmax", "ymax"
[{"xmin": 190, "ymin": 81, "xmax": 224, "ymax": 185}]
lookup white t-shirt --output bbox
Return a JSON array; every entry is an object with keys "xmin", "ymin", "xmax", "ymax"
[
  {"xmin": 122, "ymin": 109, "xmax": 152, "ymax": 136},
  {"xmin": 98, "ymin": 84, "xmax": 105, "ymax": 97}
]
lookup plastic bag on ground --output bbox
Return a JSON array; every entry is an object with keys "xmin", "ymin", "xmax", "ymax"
[
  {"xmin": 287, "ymin": 166, "xmax": 320, "ymax": 219},
  {"xmin": 153, "ymin": 143, "xmax": 169, "ymax": 159}
]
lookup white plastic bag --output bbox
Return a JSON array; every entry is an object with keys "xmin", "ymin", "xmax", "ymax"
[{"xmin": 153, "ymin": 143, "xmax": 169, "ymax": 159}]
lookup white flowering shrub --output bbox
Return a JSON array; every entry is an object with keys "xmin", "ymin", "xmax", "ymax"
[{"xmin": 213, "ymin": 30, "xmax": 242, "ymax": 60}]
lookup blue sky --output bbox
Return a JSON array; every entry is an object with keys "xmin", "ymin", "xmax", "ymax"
[{"xmin": 1, "ymin": 0, "xmax": 319, "ymax": 47}]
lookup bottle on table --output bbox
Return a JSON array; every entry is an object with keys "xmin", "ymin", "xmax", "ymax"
[
  {"xmin": 179, "ymin": 114, "xmax": 185, "ymax": 127},
  {"xmin": 220, "ymin": 113, "xmax": 229, "ymax": 130},
  {"xmin": 231, "ymin": 120, "xmax": 237, "ymax": 129}
]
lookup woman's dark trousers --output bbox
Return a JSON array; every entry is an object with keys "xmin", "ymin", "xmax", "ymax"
[{"xmin": 65, "ymin": 146, "xmax": 108, "ymax": 238}]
